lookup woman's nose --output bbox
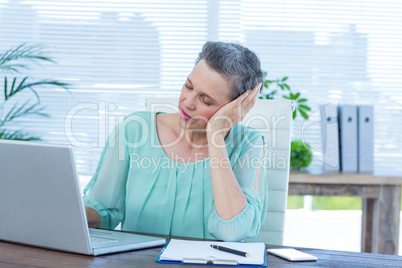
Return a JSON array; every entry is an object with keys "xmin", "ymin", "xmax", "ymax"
[{"xmin": 183, "ymin": 93, "xmax": 196, "ymax": 110}]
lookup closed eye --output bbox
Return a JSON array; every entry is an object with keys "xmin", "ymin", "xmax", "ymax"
[{"xmin": 202, "ymin": 98, "xmax": 211, "ymax": 106}]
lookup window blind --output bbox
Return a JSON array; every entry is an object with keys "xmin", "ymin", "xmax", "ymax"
[
  {"xmin": 239, "ymin": 0, "xmax": 402, "ymax": 173},
  {"xmin": 1, "ymin": 0, "xmax": 401, "ymax": 186}
]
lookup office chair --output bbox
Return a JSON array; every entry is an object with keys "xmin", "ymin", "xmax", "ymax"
[{"xmin": 146, "ymin": 98, "xmax": 293, "ymax": 246}]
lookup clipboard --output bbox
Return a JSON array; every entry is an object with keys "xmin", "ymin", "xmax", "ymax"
[{"xmin": 155, "ymin": 240, "xmax": 267, "ymax": 267}]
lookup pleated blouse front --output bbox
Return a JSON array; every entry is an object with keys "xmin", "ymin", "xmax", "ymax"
[{"xmin": 83, "ymin": 111, "xmax": 267, "ymax": 241}]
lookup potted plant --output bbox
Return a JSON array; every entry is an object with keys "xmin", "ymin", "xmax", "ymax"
[
  {"xmin": 259, "ymin": 72, "xmax": 311, "ymax": 120},
  {"xmin": 259, "ymin": 72, "xmax": 313, "ymax": 170},
  {"xmin": 290, "ymin": 140, "xmax": 313, "ymax": 171},
  {"xmin": 0, "ymin": 43, "xmax": 70, "ymax": 141}
]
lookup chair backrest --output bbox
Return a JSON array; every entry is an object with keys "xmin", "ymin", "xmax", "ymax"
[{"xmin": 146, "ymin": 98, "xmax": 293, "ymax": 245}]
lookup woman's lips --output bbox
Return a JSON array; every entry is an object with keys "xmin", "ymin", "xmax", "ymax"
[{"xmin": 180, "ymin": 108, "xmax": 193, "ymax": 120}]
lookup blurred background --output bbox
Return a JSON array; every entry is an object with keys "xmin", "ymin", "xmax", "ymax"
[{"xmin": 1, "ymin": 0, "xmax": 401, "ymax": 254}]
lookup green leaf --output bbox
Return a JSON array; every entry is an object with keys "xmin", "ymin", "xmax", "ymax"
[
  {"xmin": 8, "ymin": 77, "xmax": 28, "ymax": 99},
  {"xmin": 261, "ymin": 70, "xmax": 310, "ymax": 121},
  {"xmin": 1, "ymin": 100, "xmax": 49, "ymax": 126},
  {"xmin": 4, "ymin": 77, "xmax": 7, "ymax": 101},
  {"xmin": 290, "ymin": 140, "xmax": 313, "ymax": 170},
  {"xmin": 0, "ymin": 129, "xmax": 41, "ymax": 141},
  {"xmin": 0, "ymin": 64, "xmax": 28, "ymax": 73},
  {"xmin": 10, "ymin": 77, "xmax": 17, "ymax": 95},
  {"xmin": 4, "ymin": 78, "xmax": 70, "ymax": 103},
  {"xmin": 299, "ymin": 104, "xmax": 311, "ymax": 111},
  {"xmin": 0, "ymin": 43, "xmax": 71, "ymax": 142},
  {"xmin": 0, "ymin": 43, "xmax": 55, "ymax": 73},
  {"xmin": 24, "ymin": 80, "xmax": 70, "ymax": 90},
  {"xmin": 299, "ymin": 108, "xmax": 309, "ymax": 119}
]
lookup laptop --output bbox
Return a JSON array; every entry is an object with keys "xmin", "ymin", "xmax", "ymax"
[{"xmin": 0, "ymin": 139, "xmax": 166, "ymax": 256}]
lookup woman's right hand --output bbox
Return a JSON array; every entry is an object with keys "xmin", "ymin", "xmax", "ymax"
[
  {"xmin": 85, "ymin": 206, "xmax": 102, "ymax": 228},
  {"xmin": 206, "ymin": 82, "xmax": 261, "ymax": 144}
]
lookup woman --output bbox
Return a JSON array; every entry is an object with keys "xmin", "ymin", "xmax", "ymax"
[{"xmin": 84, "ymin": 41, "xmax": 267, "ymax": 242}]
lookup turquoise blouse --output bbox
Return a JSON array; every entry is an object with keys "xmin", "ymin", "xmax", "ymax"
[{"xmin": 83, "ymin": 111, "xmax": 268, "ymax": 242}]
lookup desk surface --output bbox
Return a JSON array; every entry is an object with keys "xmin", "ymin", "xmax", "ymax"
[{"xmin": 1, "ymin": 240, "xmax": 402, "ymax": 268}]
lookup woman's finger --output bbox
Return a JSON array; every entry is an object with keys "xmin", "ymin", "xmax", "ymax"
[
  {"xmin": 253, "ymin": 82, "xmax": 263, "ymax": 91},
  {"xmin": 250, "ymin": 82, "xmax": 262, "ymax": 98},
  {"xmin": 214, "ymin": 82, "xmax": 262, "ymax": 124},
  {"xmin": 241, "ymin": 82, "xmax": 262, "ymax": 104},
  {"xmin": 240, "ymin": 82, "xmax": 260, "ymax": 108},
  {"xmin": 239, "ymin": 82, "xmax": 261, "ymax": 117}
]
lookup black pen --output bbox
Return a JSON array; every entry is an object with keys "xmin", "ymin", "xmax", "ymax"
[{"xmin": 210, "ymin": 244, "xmax": 250, "ymax": 257}]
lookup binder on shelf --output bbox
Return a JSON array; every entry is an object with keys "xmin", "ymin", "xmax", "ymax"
[
  {"xmin": 358, "ymin": 105, "xmax": 374, "ymax": 173},
  {"xmin": 320, "ymin": 103, "xmax": 340, "ymax": 172},
  {"xmin": 339, "ymin": 105, "xmax": 358, "ymax": 173}
]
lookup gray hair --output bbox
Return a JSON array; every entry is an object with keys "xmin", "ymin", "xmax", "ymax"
[{"xmin": 195, "ymin": 41, "xmax": 264, "ymax": 100}]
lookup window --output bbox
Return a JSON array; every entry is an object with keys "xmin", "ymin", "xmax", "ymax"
[{"xmin": 1, "ymin": 0, "xmax": 401, "ymax": 185}]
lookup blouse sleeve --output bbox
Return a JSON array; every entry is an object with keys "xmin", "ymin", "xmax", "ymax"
[
  {"xmin": 208, "ymin": 130, "xmax": 268, "ymax": 242},
  {"xmin": 83, "ymin": 119, "xmax": 130, "ymax": 229}
]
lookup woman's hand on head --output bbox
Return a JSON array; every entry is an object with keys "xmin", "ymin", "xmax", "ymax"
[{"xmin": 207, "ymin": 82, "xmax": 262, "ymax": 145}]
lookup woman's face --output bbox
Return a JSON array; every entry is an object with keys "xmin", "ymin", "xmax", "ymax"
[{"xmin": 178, "ymin": 59, "xmax": 232, "ymax": 131}]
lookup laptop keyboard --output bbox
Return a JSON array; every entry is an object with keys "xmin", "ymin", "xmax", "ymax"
[{"xmin": 90, "ymin": 236, "xmax": 120, "ymax": 245}]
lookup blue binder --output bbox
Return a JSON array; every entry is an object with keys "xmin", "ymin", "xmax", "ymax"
[
  {"xmin": 339, "ymin": 105, "xmax": 358, "ymax": 173},
  {"xmin": 155, "ymin": 241, "xmax": 268, "ymax": 267},
  {"xmin": 358, "ymin": 105, "xmax": 374, "ymax": 173},
  {"xmin": 320, "ymin": 103, "xmax": 340, "ymax": 172}
]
